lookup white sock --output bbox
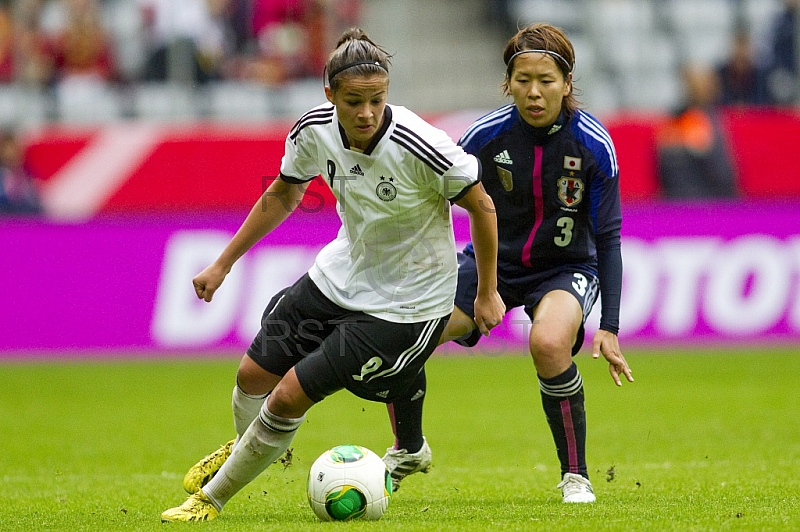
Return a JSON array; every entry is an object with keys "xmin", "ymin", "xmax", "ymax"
[
  {"xmin": 231, "ymin": 384, "xmax": 268, "ymax": 445},
  {"xmin": 203, "ymin": 398, "xmax": 304, "ymax": 510}
]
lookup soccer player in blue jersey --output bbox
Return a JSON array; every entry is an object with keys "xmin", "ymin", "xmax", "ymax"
[{"xmin": 383, "ymin": 23, "xmax": 634, "ymax": 503}]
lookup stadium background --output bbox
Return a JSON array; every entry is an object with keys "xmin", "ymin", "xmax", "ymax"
[{"xmin": 2, "ymin": 0, "xmax": 800, "ymax": 356}]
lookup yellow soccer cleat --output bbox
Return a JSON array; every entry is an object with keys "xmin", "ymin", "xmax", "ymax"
[
  {"xmin": 161, "ymin": 491, "xmax": 220, "ymax": 522},
  {"xmin": 183, "ymin": 440, "xmax": 235, "ymax": 494}
]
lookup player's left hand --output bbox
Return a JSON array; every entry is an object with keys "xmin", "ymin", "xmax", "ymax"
[
  {"xmin": 591, "ymin": 330, "xmax": 633, "ymax": 386},
  {"xmin": 473, "ymin": 289, "xmax": 506, "ymax": 336}
]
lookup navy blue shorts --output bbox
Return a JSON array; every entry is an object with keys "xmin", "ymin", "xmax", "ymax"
[
  {"xmin": 453, "ymin": 252, "xmax": 598, "ymax": 355},
  {"xmin": 246, "ymin": 274, "xmax": 447, "ymax": 403}
]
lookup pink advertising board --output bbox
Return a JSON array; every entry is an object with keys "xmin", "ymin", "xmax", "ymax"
[{"xmin": 2, "ymin": 201, "xmax": 800, "ymax": 357}]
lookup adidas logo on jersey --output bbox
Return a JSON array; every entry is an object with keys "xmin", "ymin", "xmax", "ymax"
[
  {"xmin": 349, "ymin": 164, "xmax": 364, "ymax": 176},
  {"xmin": 376, "ymin": 390, "xmax": 390, "ymax": 399},
  {"xmin": 493, "ymin": 150, "xmax": 513, "ymax": 165}
]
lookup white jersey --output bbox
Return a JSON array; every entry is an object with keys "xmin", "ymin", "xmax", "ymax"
[{"xmin": 280, "ymin": 103, "xmax": 480, "ymax": 323}]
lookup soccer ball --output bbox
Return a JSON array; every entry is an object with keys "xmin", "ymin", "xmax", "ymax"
[{"xmin": 307, "ymin": 444, "xmax": 392, "ymax": 521}]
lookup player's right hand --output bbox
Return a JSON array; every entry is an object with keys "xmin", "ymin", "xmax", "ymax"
[
  {"xmin": 192, "ymin": 263, "xmax": 228, "ymax": 302},
  {"xmin": 474, "ymin": 289, "xmax": 505, "ymax": 336}
]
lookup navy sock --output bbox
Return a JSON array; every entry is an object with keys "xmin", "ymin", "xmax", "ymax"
[
  {"xmin": 539, "ymin": 363, "xmax": 588, "ymax": 478},
  {"xmin": 387, "ymin": 369, "xmax": 426, "ymax": 453}
]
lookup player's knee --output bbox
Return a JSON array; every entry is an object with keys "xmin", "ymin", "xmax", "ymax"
[
  {"xmin": 236, "ymin": 357, "xmax": 277, "ymax": 396},
  {"xmin": 266, "ymin": 378, "xmax": 312, "ymax": 419},
  {"xmin": 265, "ymin": 386, "xmax": 296, "ymax": 418},
  {"xmin": 529, "ymin": 329, "xmax": 572, "ymax": 360}
]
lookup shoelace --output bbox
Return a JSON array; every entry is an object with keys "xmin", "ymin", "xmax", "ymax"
[
  {"xmin": 558, "ymin": 477, "xmax": 592, "ymax": 495},
  {"xmin": 184, "ymin": 497, "xmax": 204, "ymax": 512},
  {"xmin": 197, "ymin": 444, "xmax": 231, "ymax": 468}
]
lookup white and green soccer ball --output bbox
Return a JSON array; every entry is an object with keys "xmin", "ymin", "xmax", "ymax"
[{"xmin": 307, "ymin": 444, "xmax": 392, "ymax": 521}]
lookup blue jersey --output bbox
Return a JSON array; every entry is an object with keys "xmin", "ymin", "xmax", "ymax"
[{"xmin": 459, "ymin": 105, "xmax": 622, "ymax": 333}]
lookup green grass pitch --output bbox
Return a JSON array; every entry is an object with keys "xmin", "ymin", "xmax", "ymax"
[{"xmin": 1, "ymin": 347, "xmax": 798, "ymax": 531}]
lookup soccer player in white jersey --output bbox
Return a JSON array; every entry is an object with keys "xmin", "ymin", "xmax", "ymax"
[{"xmin": 160, "ymin": 28, "xmax": 505, "ymax": 522}]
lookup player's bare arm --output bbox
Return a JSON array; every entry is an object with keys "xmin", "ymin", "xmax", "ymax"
[
  {"xmin": 591, "ymin": 329, "xmax": 633, "ymax": 386},
  {"xmin": 193, "ymin": 178, "xmax": 306, "ymax": 302},
  {"xmin": 454, "ymin": 183, "xmax": 505, "ymax": 335}
]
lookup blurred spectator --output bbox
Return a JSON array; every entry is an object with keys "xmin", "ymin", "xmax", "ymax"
[
  {"xmin": 656, "ymin": 64, "xmax": 738, "ymax": 199},
  {"xmin": 138, "ymin": 0, "xmax": 233, "ymax": 84},
  {"xmin": 1, "ymin": 0, "xmax": 361, "ymax": 92},
  {"xmin": 484, "ymin": 0, "xmax": 515, "ymax": 35},
  {"xmin": 226, "ymin": 0, "xmax": 360, "ymax": 85},
  {"xmin": 50, "ymin": 0, "xmax": 115, "ymax": 83},
  {"xmin": 13, "ymin": 0, "xmax": 55, "ymax": 87},
  {"xmin": 242, "ymin": 0, "xmax": 309, "ymax": 84},
  {"xmin": 717, "ymin": 28, "xmax": 770, "ymax": 106},
  {"xmin": 763, "ymin": 0, "xmax": 799, "ymax": 105},
  {"xmin": 0, "ymin": 129, "xmax": 41, "ymax": 214},
  {"xmin": 0, "ymin": 2, "xmax": 13, "ymax": 82}
]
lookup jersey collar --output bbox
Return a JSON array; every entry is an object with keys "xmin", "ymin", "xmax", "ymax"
[
  {"xmin": 516, "ymin": 109, "xmax": 568, "ymax": 142},
  {"xmin": 337, "ymin": 105, "xmax": 393, "ymax": 156}
]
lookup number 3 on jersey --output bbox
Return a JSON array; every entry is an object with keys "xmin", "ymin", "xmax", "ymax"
[{"xmin": 554, "ymin": 216, "xmax": 574, "ymax": 247}]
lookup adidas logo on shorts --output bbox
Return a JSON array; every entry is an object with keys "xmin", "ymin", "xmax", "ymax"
[
  {"xmin": 493, "ymin": 150, "xmax": 513, "ymax": 165},
  {"xmin": 350, "ymin": 164, "xmax": 365, "ymax": 176},
  {"xmin": 376, "ymin": 390, "xmax": 390, "ymax": 399}
]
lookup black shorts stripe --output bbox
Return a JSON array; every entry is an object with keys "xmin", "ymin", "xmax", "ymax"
[
  {"xmin": 247, "ymin": 274, "xmax": 448, "ymax": 404},
  {"xmin": 366, "ymin": 317, "xmax": 441, "ymax": 382},
  {"xmin": 394, "ymin": 124, "xmax": 452, "ymax": 169},
  {"xmin": 390, "ymin": 135, "xmax": 447, "ymax": 175},
  {"xmin": 582, "ymin": 276, "xmax": 599, "ymax": 318}
]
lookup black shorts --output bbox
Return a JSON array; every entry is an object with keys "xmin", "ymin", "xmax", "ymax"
[
  {"xmin": 246, "ymin": 274, "xmax": 448, "ymax": 403},
  {"xmin": 453, "ymin": 252, "xmax": 598, "ymax": 354}
]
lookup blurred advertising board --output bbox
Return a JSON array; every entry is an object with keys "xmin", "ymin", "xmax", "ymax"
[
  {"xmin": 23, "ymin": 109, "xmax": 800, "ymax": 221},
  {"xmin": 2, "ymin": 201, "xmax": 800, "ymax": 356}
]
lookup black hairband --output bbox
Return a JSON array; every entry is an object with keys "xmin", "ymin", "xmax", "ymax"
[
  {"xmin": 505, "ymin": 49, "xmax": 573, "ymax": 77},
  {"xmin": 327, "ymin": 60, "xmax": 387, "ymax": 82}
]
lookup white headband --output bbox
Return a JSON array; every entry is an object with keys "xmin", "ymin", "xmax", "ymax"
[{"xmin": 505, "ymin": 49, "xmax": 573, "ymax": 74}]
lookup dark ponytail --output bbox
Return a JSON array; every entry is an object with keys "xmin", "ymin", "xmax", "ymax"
[{"xmin": 325, "ymin": 28, "xmax": 392, "ymax": 92}]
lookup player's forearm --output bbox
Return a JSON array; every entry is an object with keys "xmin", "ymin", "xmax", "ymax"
[
  {"xmin": 215, "ymin": 180, "xmax": 303, "ymax": 271},
  {"xmin": 596, "ymin": 231, "xmax": 622, "ymax": 334},
  {"xmin": 467, "ymin": 196, "xmax": 499, "ymax": 295}
]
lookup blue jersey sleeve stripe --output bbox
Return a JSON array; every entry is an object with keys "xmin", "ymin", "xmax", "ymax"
[
  {"xmin": 578, "ymin": 112, "xmax": 617, "ymax": 167},
  {"xmin": 459, "ymin": 105, "xmax": 515, "ymax": 148},
  {"xmin": 459, "ymin": 105, "xmax": 514, "ymax": 146},
  {"xmin": 459, "ymin": 104, "xmax": 513, "ymax": 139},
  {"xmin": 580, "ymin": 114, "xmax": 618, "ymax": 169},
  {"xmin": 575, "ymin": 112, "xmax": 618, "ymax": 176},
  {"xmin": 577, "ymin": 120, "xmax": 618, "ymax": 177}
]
